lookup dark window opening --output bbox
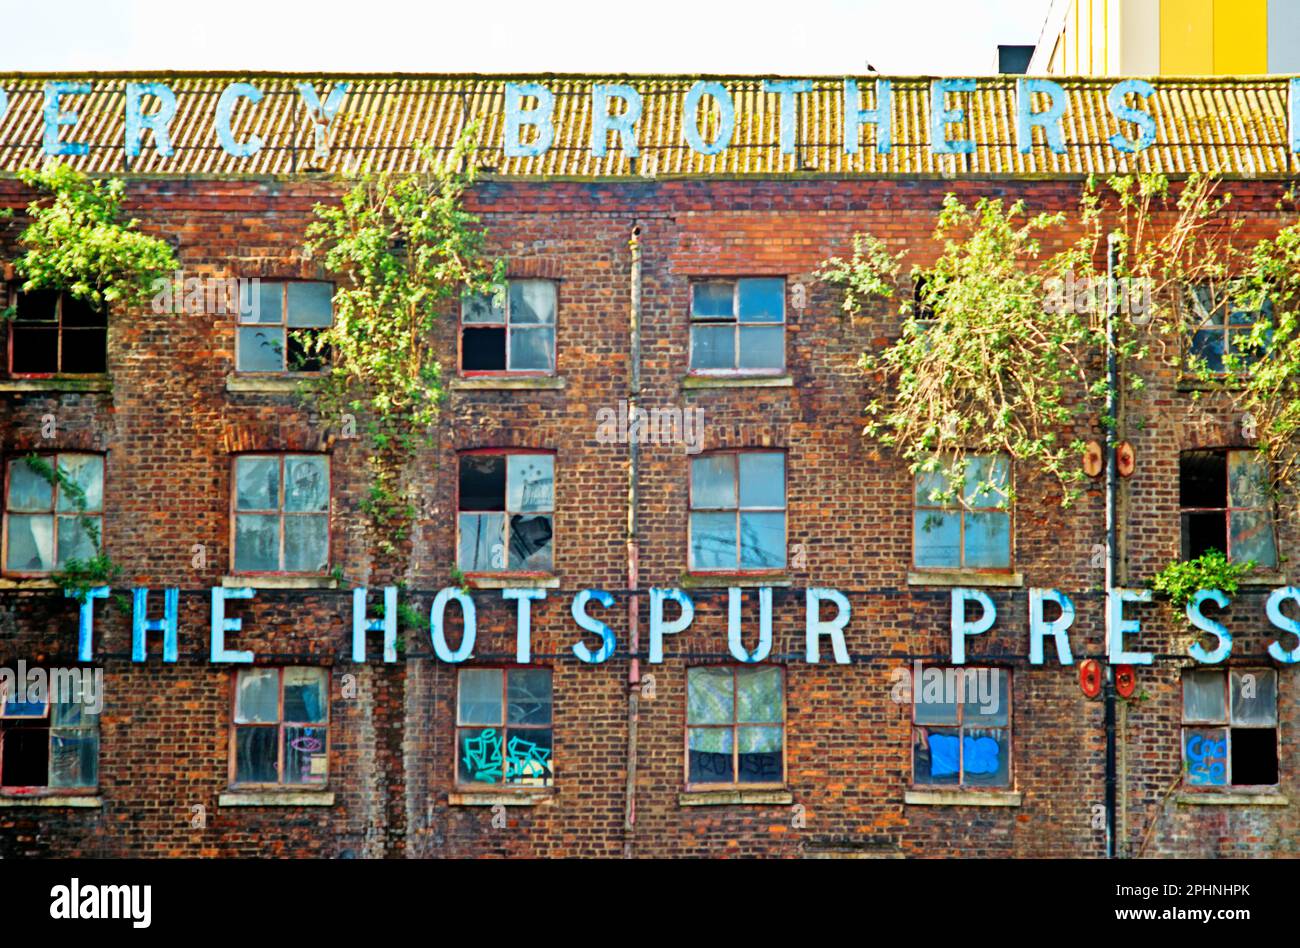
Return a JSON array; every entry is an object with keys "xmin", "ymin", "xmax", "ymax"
[
  {"xmin": 9, "ymin": 290, "xmax": 107, "ymax": 375},
  {"xmin": 0, "ymin": 722, "xmax": 49, "ymax": 787},
  {"xmin": 462, "ymin": 327, "xmax": 507, "ymax": 371},
  {"xmin": 1231, "ymin": 728, "xmax": 1278, "ymax": 786},
  {"xmin": 457, "ymin": 452, "xmax": 554, "ymax": 572},
  {"xmin": 1178, "ymin": 450, "xmax": 1276, "ymax": 566}
]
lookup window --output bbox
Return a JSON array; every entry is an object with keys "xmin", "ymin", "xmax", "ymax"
[
  {"xmin": 231, "ymin": 667, "xmax": 329, "ymax": 786},
  {"xmin": 460, "ymin": 280, "xmax": 556, "ymax": 374},
  {"xmin": 456, "ymin": 668, "xmax": 553, "ymax": 787},
  {"xmin": 1186, "ymin": 285, "xmax": 1270, "ymax": 375},
  {"xmin": 912, "ymin": 666, "xmax": 1011, "ymax": 788},
  {"xmin": 3, "ymin": 454, "xmax": 103, "ymax": 574},
  {"xmin": 1179, "ymin": 450, "xmax": 1276, "ymax": 567},
  {"xmin": 686, "ymin": 665, "xmax": 785, "ymax": 787},
  {"xmin": 236, "ymin": 280, "xmax": 333, "ymax": 373},
  {"xmin": 1182, "ymin": 668, "xmax": 1277, "ymax": 788},
  {"xmin": 913, "ymin": 455, "xmax": 1011, "ymax": 571},
  {"xmin": 689, "ymin": 278, "xmax": 785, "ymax": 373},
  {"xmin": 689, "ymin": 451, "xmax": 786, "ymax": 571},
  {"xmin": 457, "ymin": 451, "xmax": 554, "ymax": 573},
  {"xmin": 0, "ymin": 673, "xmax": 99, "ymax": 791},
  {"xmin": 232, "ymin": 454, "xmax": 330, "ymax": 573},
  {"xmin": 8, "ymin": 289, "xmax": 107, "ymax": 375}
]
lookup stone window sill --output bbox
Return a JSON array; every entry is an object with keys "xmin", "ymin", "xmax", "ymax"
[
  {"xmin": 218, "ymin": 791, "xmax": 336, "ymax": 807},
  {"xmin": 0, "ymin": 794, "xmax": 102, "ymax": 808},
  {"xmin": 0, "ymin": 577, "xmax": 61, "ymax": 591},
  {"xmin": 451, "ymin": 376, "xmax": 566, "ymax": 391},
  {"xmin": 681, "ymin": 573, "xmax": 792, "ymax": 588},
  {"xmin": 225, "ymin": 374, "xmax": 317, "ymax": 394},
  {"xmin": 679, "ymin": 789, "xmax": 793, "ymax": 806},
  {"xmin": 681, "ymin": 374, "xmax": 793, "ymax": 390},
  {"xmin": 449, "ymin": 790, "xmax": 554, "ymax": 806},
  {"xmin": 1176, "ymin": 792, "xmax": 1288, "ymax": 806},
  {"xmin": 907, "ymin": 571, "xmax": 1024, "ymax": 588},
  {"xmin": 904, "ymin": 789, "xmax": 1021, "ymax": 807},
  {"xmin": 467, "ymin": 575, "xmax": 559, "ymax": 590},
  {"xmin": 0, "ymin": 377, "xmax": 111, "ymax": 394},
  {"xmin": 221, "ymin": 575, "xmax": 340, "ymax": 590},
  {"xmin": 1240, "ymin": 574, "xmax": 1285, "ymax": 587}
]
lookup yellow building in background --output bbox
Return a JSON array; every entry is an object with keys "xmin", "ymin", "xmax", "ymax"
[{"xmin": 1028, "ymin": 0, "xmax": 1300, "ymax": 75}]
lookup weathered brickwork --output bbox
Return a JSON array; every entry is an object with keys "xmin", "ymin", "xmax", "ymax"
[{"xmin": 0, "ymin": 173, "xmax": 1297, "ymax": 858}]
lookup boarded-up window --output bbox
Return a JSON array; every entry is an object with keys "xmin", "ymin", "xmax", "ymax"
[
  {"xmin": 456, "ymin": 668, "xmax": 553, "ymax": 787},
  {"xmin": 232, "ymin": 667, "xmax": 329, "ymax": 786},
  {"xmin": 686, "ymin": 665, "xmax": 785, "ymax": 787},
  {"xmin": 1182, "ymin": 668, "xmax": 1277, "ymax": 788}
]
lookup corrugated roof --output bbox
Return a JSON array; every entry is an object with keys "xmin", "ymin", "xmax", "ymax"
[{"xmin": 0, "ymin": 73, "xmax": 1294, "ymax": 178}]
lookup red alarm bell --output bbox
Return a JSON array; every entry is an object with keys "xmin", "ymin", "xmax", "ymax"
[
  {"xmin": 1115, "ymin": 664, "xmax": 1137, "ymax": 698},
  {"xmin": 1079, "ymin": 659, "xmax": 1102, "ymax": 698}
]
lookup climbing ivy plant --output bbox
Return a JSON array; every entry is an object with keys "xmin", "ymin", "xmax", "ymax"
[{"xmin": 302, "ymin": 128, "xmax": 503, "ymax": 564}]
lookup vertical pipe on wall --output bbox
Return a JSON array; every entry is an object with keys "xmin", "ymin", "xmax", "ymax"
[
  {"xmin": 623, "ymin": 223, "xmax": 643, "ymax": 858},
  {"xmin": 1104, "ymin": 232, "xmax": 1121, "ymax": 859}
]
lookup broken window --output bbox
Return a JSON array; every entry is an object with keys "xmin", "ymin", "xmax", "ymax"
[
  {"xmin": 912, "ymin": 666, "xmax": 1011, "ymax": 788},
  {"xmin": 0, "ymin": 673, "xmax": 99, "ymax": 791},
  {"xmin": 1179, "ymin": 450, "xmax": 1276, "ymax": 566},
  {"xmin": 460, "ymin": 280, "xmax": 556, "ymax": 374},
  {"xmin": 1186, "ymin": 285, "xmax": 1270, "ymax": 375},
  {"xmin": 686, "ymin": 665, "xmax": 785, "ymax": 787},
  {"xmin": 3, "ymin": 454, "xmax": 104, "ymax": 574},
  {"xmin": 689, "ymin": 278, "xmax": 785, "ymax": 373},
  {"xmin": 456, "ymin": 668, "xmax": 553, "ymax": 787},
  {"xmin": 8, "ymin": 289, "xmax": 107, "ymax": 375},
  {"xmin": 232, "ymin": 454, "xmax": 330, "ymax": 573},
  {"xmin": 913, "ymin": 454, "xmax": 1011, "ymax": 571},
  {"xmin": 232, "ymin": 667, "xmax": 329, "ymax": 786},
  {"xmin": 457, "ymin": 451, "xmax": 554, "ymax": 572},
  {"xmin": 236, "ymin": 281, "xmax": 333, "ymax": 373},
  {"xmin": 1182, "ymin": 668, "xmax": 1277, "ymax": 788},
  {"xmin": 689, "ymin": 451, "xmax": 786, "ymax": 571}
]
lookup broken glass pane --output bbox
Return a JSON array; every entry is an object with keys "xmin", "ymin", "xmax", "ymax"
[
  {"xmin": 7, "ymin": 459, "xmax": 53, "ymax": 512},
  {"xmin": 458, "ymin": 455, "xmax": 506, "ymax": 511},
  {"xmin": 458, "ymin": 670, "xmax": 504, "ymax": 725},
  {"xmin": 739, "ymin": 453, "xmax": 784, "ymax": 508},
  {"xmin": 691, "ymin": 282, "xmax": 734, "ymax": 318},
  {"xmin": 508, "ymin": 514, "xmax": 553, "ymax": 570},
  {"xmin": 55, "ymin": 455, "xmax": 103, "ymax": 512},
  {"xmin": 234, "ymin": 726, "xmax": 278, "ymax": 783},
  {"xmin": 235, "ymin": 669, "xmax": 279, "ymax": 723},
  {"xmin": 1184, "ymin": 727, "xmax": 1228, "ymax": 786},
  {"xmin": 690, "ymin": 512, "xmax": 736, "ymax": 569},
  {"xmin": 738, "ymin": 511, "xmax": 785, "ymax": 568},
  {"xmin": 963, "ymin": 511, "xmax": 1011, "ymax": 568},
  {"xmin": 691, "ymin": 324, "xmax": 735, "ymax": 369},
  {"xmin": 507, "ymin": 669, "xmax": 552, "ymax": 725},
  {"xmin": 961, "ymin": 728, "xmax": 1010, "ymax": 786},
  {"xmin": 507, "ymin": 455, "xmax": 553, "ymax": 512},
  {"xmin": 10, "ymin": 325, "xmax": 58, "ymax": 373},
  {"xmin": 736, "ymin": 666, "xmax": 782, "ymax": 722},
  {"xmin": 1183, "ymin": 670, "xmax": 1226, "ymax": 723},
  {"xmin": 238, "ymin": 326, "xmax": 286, "ymax": 371},
  {"xmin": 914, "ymin": 727, "xmax": 959, "ymax": 783},
  {"xmin": 286, "ymin": 282, "xmax": 333, "ymax": 328},
  {"xmin": 283, "ymin": 668, "xmax": 327, "ymax": 723},
  {"xmin": 1230, "ymin": 508, "xmax": 1276, "ymax": 567},
  {"xmin": 5, "ymin": 514, "xmax": 54, "ymax": 572},
  {"xmin": 284, "ymin": 456, "xmax": 328, "ymax": 512},
  {"xmin": 235, "ymin": 457, "xmax": 280, "ymax": 511},
  {"xmin": 692, "ymin": 454, "xmax": 737, "ymax": 508},
  {"xmin": 235, "ymin": 514, "xmax": 279, "ymax": 572},
  {"xmin": 458, "ymin": 726, "xmax": 504, "ymax": 783},
  {"xmin": 505, "ymin": 728, "xmax": 553, "ymax": 786},
  {"xmin": 49, "ymin": 729, "xmax": 97, "ymax": 788},
  {"xmin": 738, "ymin": 325, "xmax": 784, "ymax": 370},
  {"xmin": 688, "ymin": 667, "xmax": 734, "ymax": 724},
  {"xmin": 509, "ymin": 326, "xmax": 554, "ymax": 371},
  {"xmin": 461, "ymin": 291, "xmax": 505, "ymax": 324},
  {"xmin": 1230, "ymin": 669, "xmax": 1277, "ymax": 726},
  {"xmin": 737, "ymin": 725, "xmax": 783, "ymax": 782},
  {"xmin": 56, "ymin": 515, "xmax": 99, "ymax": 566},
  {"xmin": 913, "ymin": 510, "xmax": 960, "ymax": 569},
  {"xmin": 458, "ymin": 512, "xmax": 504, "ymax": 571},
  {"xmin": 1228, "ymin": 452, "xmax": 1269, "ymax": 508},
  {"xmin": 509, "ymin": 280, "xmax": 556, "ymax": 324},
  {"xmin": 687, "ymin": 727, "xmax": 733, "ymax": 784},
  {"xmin": 737, "ymin": 278, "xmax": 784, "ymax": 322},
  {"xmin": 283, "ymin": 726, "xmax": 328, "ymax": 784},
  {"xmin": 1230, "ymin": 728, "xmax": 1277, "ymax": 785},
  {"xmin": 462, "ymin": 327, "xmax": 506, "ymax": 370}
]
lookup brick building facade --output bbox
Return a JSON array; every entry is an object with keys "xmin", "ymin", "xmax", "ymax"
[{"xmin": 0, "ymin": 74, "xmax": 1298, "ymax": 858}]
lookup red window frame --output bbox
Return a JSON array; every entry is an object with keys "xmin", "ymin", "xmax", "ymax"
[
  {"xmin": 683, "ymin": 664, "xmax": 787, "ymax": 791},
  {"xmin": 687, "ymin": 449, "xmax": 787, "ymax": 575},
  {"xmin": 1180, "ymin": 667, "xmax": 1279, "ymax": 791},
  {"xmin": 228, "ymin": 667, "xmax": 331, "ymax": 789},
  {"xmin": 910, "ymin": 665, "xmax": 1013, "ymax": 790},
  {"xmin": 458, "ymin": 279, "xmax": 558, "ymax": 378},
  {"xmin": 1, "ymin": 452, "xmax": 105, "ymax": 578},
  {"xmin": 453, "ymin": 666, "xmax": 555, "ymax": 789},
  {"xmin": 455, "ymin": 447, "xmax": 556, "ymax": 579},
  {"xmin": 687, "ymin": 277, "xmax": 787, "ymax": 377},
  {"xmin": 229, "ymin": 453, "xmax": 332, "ymax": 576},
  {"xmin": 0, "ymin": 676, "xmax": 99, "ymax": 795},
  {"xmin": 234, "ymin": 279, "xmax": 335, "ymax": 375},
  {"xmin": 1178, "ymin": 449, "xmax": 1277, "ymax": 566},
  {"xmin": 6, "ymin": 288, "xmax": 108, "ymax": 379},
  {"xmin": 911, "ymin": 454, "xmax": 1014, "ymax": 574}
]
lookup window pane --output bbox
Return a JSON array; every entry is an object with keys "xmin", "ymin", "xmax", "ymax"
[
  {"xmin": 462, "ymin": 291, "xmax": 505, "ymax": 324},
  {"xmin": 914, "ymin": 468, "xmax": 952, "ymax": 505},
  {"xmin": 8, "ymin": 459, "xmax": 53, "ymax": 511},
  {"xmin": 963, "ymin": 511, "xmax": 1011, "ymax": 568},
  {"xmin": 284, "ymin": 456, "xmax": 329, "ymax": 512},
  {"xmin": 691, "ymin": 324, "xmax": 735, "ymax": 369},
  {"xmin": 687, "ymin": 727, "xmax": 733, "ymax": 784},
  {"xmin": 235, "ymin": 457, "xmax": 280, "ymax": 511},
  {"xmin": 687, "ymin": 667, "xmax": 734, "ymax": 724},
  {"xmin": 507, "ymin": 455, "xmax": 554, "ymax": 513},
  {"xmin": 458, "ymin": 512, "xmax": 504, "ymax": 571},
  {"xmin": 5, "ymin": 515, "xmax": 54, "ymax": 572},
  {"xmin": 250, "ymin": 280, "xmax": 283, "ymax": 324},
  {"xmin": 56, "ymin": 515, "xmax": 99, "ymax": 566},
  {"xmin": 691, "ymin": 455, "xmax": 736, "ymax": 508},
  {"xmin": 234, "ymin": 514, "xmax": 280, "ymax": 572},
  {"xmin": 507, "ymin": 669, "xmax": 552, "ymax": 725},
  {"xmin": 283, "ymin": 668, "xmax": 328, "ymax": 723},
  {"xmin": 238, "ymin": 326, "xmax": 286, "ymax": 371},
  {"xmin": 458, "ymin": 727, "xmax": 503, "ymax": 783},
  {"xmin": 691, "ymin": 282, "xmax": 734, "ymax": 318},
  {"xmin": 1230, "ymin": 728, "xmax": 1278, "ymax": 785},
  {"xmin": 1228, "ymin": 452, "xmax": 1269, "ymax": 508},
  {"xmin": 737, "ymin": 278, "xmax": 784, "ymax": 322},
  {"xmin": 737, "ymin": 725, "xmax": 783, "ymax": 782},
  {"xmin": 961, "ymin": 729, "xmax": 1010, "ymax": 786},
  {"xmin": 913, "ymin": 510, "xmax": 960, "ymax": 568},
  {"xmin": 284, "ymin": 516, "xmax": 327, "ymax": 572},
  {"xmin": 16, "ymin": 290, "xmax": 58, "ymax": 321},
  {"xmin": 10, "ymin": 326, "xmax": 59, "ymax": 373},
  {"xmin": 61, "ymin": 296, "xmax": 105, "ymax": 328},
  {"xmin": 286, "ymin": 282, "xmax": 333, "ymax": 328},
  {"xmin": 914, "ymin": 727, "xmax": 960, "ymax": 783},
  {"xmin": 737, "ymin": 326, "xmax": 784, "ymax": 369},
  {"xmin": 234, "ymin": 727, "xmax": 278, "ymax": 783},
  {"xmin": 505, "ymin": 728, "xmax": 553, "ymax": 786},
  {"xmin": 1230, "ymin": 669, "xmax": 1277, "ymax": 726},
  {"xmin": 0, "ymin": 726, "xmax": 49, "ymax": 786},
  {"xmin": 56, "ymin": 455, "xmax": 103, "ymax": 513},
  {"xmin": 458, "ymin": 455, "xmax": 506, "ymax": 511},
  {"xmin": 1230, "ymin": 508, "xmax": 1276, "ymax": 568},
  {"xmin": 235, "ymin": 669, "xmax": 280, "ymax": 723},
  {"xmin": 509, "ymin": 327, "xmax": 554, "ymax": 371},
  {"xmin": 50, "ymin": 729, "xmax": 97, "ymax": 788},
  {"xmin": 60, "ymin": 328, "xmax": 107, "ymax": 373},
  {"xmin": 458, "ymin": 669, "xmax": 504, "ymax": 725},
  {"xmin": 963, "ymin": 668, "xmax": 1010, "ymax": 727},
  {"xmin": 1180, "ymin": 451, "xmax": 1227, "ymax": 508},
  {"xmin": 690, "ymin": 512, "xmax": 736, "ymax": 569},
  {"xmin": 736, "ymin": 666, "xmax": 782, "ymax": 722},
  {"xmin": 913, "ymin": 668, "xmax": 959, "ymax": 724},
  {"xmin": 462, "ymin": 327, "xmax": 506, "ymax": 370},
  {"xmin": 963, "ymin": 455, "xmax": 1009, "ymax": 507},
  {"xmin": 1189, "ymin": 329, "xmax": 1225, "ymax": 373},
  {"xmin": 738, "ymin": 453, "xmax": 784, "ymax": 508},
  {"xmin": 283, "ymin": 726, "xmax": 328, "ymax": 784},
  {"xmin": 1184, "ymin": 727, "xmax": 1228, "ymax": 786},
  {"xmin": 508, "ymin": 514, "xmax": 554, "ymax": 570},
  {"xmin": 1183, "ymin": 670, "xmax": 1226, "ymax": 723},
  {"xmin": 738, "ymin": 511, "xmax": 785, "ymax": 568},
  {"xmin": 509, "ymin": 280, "xmax": 556, "ymax": 325}
]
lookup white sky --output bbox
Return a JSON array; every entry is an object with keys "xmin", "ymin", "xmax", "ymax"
[{"xmin": 1, "ymin": 0, "xmax": 1053, "ymax": 74}]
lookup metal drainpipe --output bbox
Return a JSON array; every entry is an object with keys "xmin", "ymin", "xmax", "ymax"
[
  {"xmin": 623, "ymin": 223, "xmax": 643, "ymax": 859},
  {"xmin": 1104, "ymin": 232, "xmax": 1121, "ymax": 859}
]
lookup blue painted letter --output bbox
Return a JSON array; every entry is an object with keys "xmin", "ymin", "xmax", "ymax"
[
  {"xmin": 951, "ymin": 588, "xmax": 995, "ymax": 664},
  {"xmin": 43, "ymin": 81, "xmax": 90, "ymax": 157},
  {"xmin": 805, "ymin": 588, "xmax": 851, "ymax": 664},
  {"xmin": 125, "ymin": 82, "xmax": 177, "ymax": 158},
  {"xmin": 1106, "ymin": 79, "xmax": 1156, "ymax": 153},
  {"xmin": 431, "ymin": 587, "xmax": 477, "ymax": 663},
  {"xmin": 843, "ymin": 78, "xmax": 892, "ymax": 155},
  {"xmin": 210, "ymin": 587, "xmax": 255, "ymax": 663},
  {"xmin": 504, "ymin": 82, "xmax": 555, "ymax": 158},
  {"xmin": 571, "ymin": 589, "xmax": 617, "ymax": 664},
  {"xmin": 683, "ymin": 81, "xmax": 735, "ymax": 156},
  {"xmin": 728, "ymin": 586, "xmax": 773, "ymax": 663},
  {"xmin": 1266, "ymin": 586, "xmax": 1300, "ymax": 664},
  {"xmin": 1106, "ymin": 588, "xmax": 1154, "ymax": 665},
  {"xmin": 764, "ymin": 79, "xmax": 812, "ymax": 155},
  {"xmin": 1016, "ymin": 78, "xmax": 1067, "ymax": 154},
  {"xmin": 930, "ymin": 78, "xmax": 976, "ymax": 155},
  {"xmin": 352, "ymin": 586, "xmax": 397, "ymax": 663},
  {"xmin": 1187, "ymin": 588, "xmax": 1232, "ymax": 664},
  {"xmin": 216, "ymin": 82, "xmax": 264, "ymax": 158},
  {"xmin": 591, "ymin": 83, "xmax": 642, "ymax": 158},
  {"xmin": 649, "ymin": 588, "xmax": 694, "ymax": 663},
  {"xmin": 1028, "ymin": 587, "xmax": 1074, "ymax": 665},
  {"xmin": 504, "ymin": 587, "xmax": 545, "ymax": 664},
  {"xmin": 66, "ymin": 586, "xmax": 109, "ymax": 662},
  {"xmin": 132, "ymin": 587, "xmax": 179, "ymax": 663}
]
